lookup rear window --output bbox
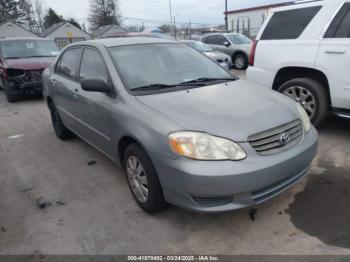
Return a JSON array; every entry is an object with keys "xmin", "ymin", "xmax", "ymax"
[{"xmin": 261, "ymin": 6, "xmax": 322, "ymax": 40}]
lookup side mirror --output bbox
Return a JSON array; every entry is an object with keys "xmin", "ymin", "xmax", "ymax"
[
  {"xmin": 223, "ymin": 41, "xmax": 231, "ymax": 47},
  {"xmin": 81, "ymin": 78, "xmax": 111, "ymax": 93}
]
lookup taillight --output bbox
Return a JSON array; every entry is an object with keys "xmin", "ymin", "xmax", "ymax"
[{"xmin": 249, "ymin": 40, "xmax": 258, "ymax": 66}]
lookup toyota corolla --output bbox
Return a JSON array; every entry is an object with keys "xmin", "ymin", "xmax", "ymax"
[{"xmin": 42, "ymin": 38, "xmax": 318, "ymax": 213}]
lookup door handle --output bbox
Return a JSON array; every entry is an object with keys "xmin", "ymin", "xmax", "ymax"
[
  {"xmin": 324, "ymin": 50, "xmax": 346, "ymax": 54},
  {"xmin": 52, "ymin": 78, "xmax": 57, "ymax": 86}
]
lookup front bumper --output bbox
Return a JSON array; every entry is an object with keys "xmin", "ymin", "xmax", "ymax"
[
  {"xmin": 150, "ymin": 127, "xmax": 318, "ymax": 213},
  {"xmin": 8, "ymin": 80, "xmax": 43, "ymax": 95}
]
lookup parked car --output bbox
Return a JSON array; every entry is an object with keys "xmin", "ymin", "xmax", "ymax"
[
  {"xmin": 247, "ymin": 0, "xmax": 350, "ymax": 126},
  {"xmin": 0, "ymin": 37, "xmax": 60, "ymax": 102},
  {"xmin": 43, "ymin": 37, "xmax": 318, "ymax": 213},
  {"xmin": 181, "ymin": 40, "xmax": 232, "ymax": 69},
  {"xmin": 201, "ymin": 33, "xmax": 252, "ymax": 70}
]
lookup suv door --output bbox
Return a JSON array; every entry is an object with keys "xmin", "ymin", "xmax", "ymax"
[
  {"xmin": 76, "ymin": 47, "xmax": 113, "ymax": 156},
  {"xmin": 51, "ymin": 47, "xmax": 83, "ymax": 133},
  {"xmin": 317, "ymin": 2, "xmax": 350, "ymax": 110}
]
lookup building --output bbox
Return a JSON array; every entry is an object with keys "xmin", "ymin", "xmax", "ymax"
[
  {"xmin": 41, "ymin": 22, "xmax": 91, "ymax": 49},
  {"xmin": 0, "ymin": 22, "xmax": 38, "ymax": 38},
  {"xmin": 92, "ymin": 24, "xmax": 128, "ymax": 38},
  {"xmin": 225, "ymin": 2, "xmax": 293, "ymax": 38}
]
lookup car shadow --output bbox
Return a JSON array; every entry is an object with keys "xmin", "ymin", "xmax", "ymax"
[{"xmin": 286, "ymin": 115, "xmax": 350, "ymax": 249}]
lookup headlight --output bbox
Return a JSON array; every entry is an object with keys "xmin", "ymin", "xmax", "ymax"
[
  {"xmin": 297, "ymin": 103, "xmax": 311, "ymax": 132},
  {"xmin": 168, "ymin": 131, "xmax": 246, "ymax": 161}
]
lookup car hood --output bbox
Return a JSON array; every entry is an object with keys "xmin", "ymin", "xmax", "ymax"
[
  {"xmin": 2, "ymin": 57, "xmax": 56, "ymax": 70},
  {"xmin": 204, "ymin": 51, "xmax": 230, "ymax": 61},
  {"xmin": 136, "ymin": 80, "xmax": 299, "ymax": 142}
]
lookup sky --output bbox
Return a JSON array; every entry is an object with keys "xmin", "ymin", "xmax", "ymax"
[{"xmin": 43, "ymin": 0, "xmax": 292, "ymax": 28}]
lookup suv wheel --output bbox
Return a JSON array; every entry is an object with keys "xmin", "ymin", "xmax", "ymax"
[
  {"xmin": 233, "ymin": 54, "xmax": 248, "ymax": 70},
  {"xmin": 49, "ymin": 102, "xmax": 75, "ymax": 140},
  {"xmin": 278, "ymin": 78, "xmax": 329, "ymax": 126},
  {"xmin": 123, "ymin": 143, "xmax": 166, "ymax": 213}
]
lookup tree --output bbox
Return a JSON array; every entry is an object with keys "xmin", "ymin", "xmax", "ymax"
[
  {"xmin": 68, "ymin": 18, "xmax": 81, "ymax": 29},
  {"xmin": 0, "ymin": 0, "xmax": 22, "ymax": 24},
  {"xmin": 33, "ymin": 0, "xmax": 45, "ymax": 32},
  {"xmin": 159, "ymin": 24, "xmax": 171, "ymax": 34},
  {"xmin": 18, "ymin": 0, "xmax": 36, "ymax": 32},
  {"xmin": 43, "ymin": 8, "xmax": 63, "ymax": 29},
  {"xmin": 89, "ymin": 0, "xmax": 121, "ymax": 30}
]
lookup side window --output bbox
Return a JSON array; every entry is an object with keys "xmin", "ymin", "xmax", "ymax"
[
  {"xmin": 79, "ymin": 48, "xmax": 109, "ymax": 84},
  {"xmin": 215, "ymin": 35, "xmax": 227, "ymax": 45},
  {"xmin": 56, "ymin": 48, "xmax": 82, "ymax": 79},
  {"xmin": 325, "ymin": 3, "xmax": 350, "ymax": 38},
  {"xmin": 202, "ymin": 37, "xmax": 208, "ymax": 44},
  {"xmin": 261, "ymin": 6, "xmax": 322, "ymax": 40},
  {"xmin": 205, "ymin": 36, "xmax": 217, "ymax": 44}
]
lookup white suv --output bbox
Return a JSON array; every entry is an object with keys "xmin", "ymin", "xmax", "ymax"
[{"xmin": 247, "ymin": 0, "xmax": 350, "ymax": 125}]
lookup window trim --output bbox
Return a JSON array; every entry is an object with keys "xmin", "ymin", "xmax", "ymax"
[
  {"xmin": 324, "ymin": 2, "xmax": 350, "ymax": 39},
  {"xmin": 54, "ymin": 46, "xmax": 83, "ymax": 82}
]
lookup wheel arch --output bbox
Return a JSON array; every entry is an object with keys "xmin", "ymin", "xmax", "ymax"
[
  {"xmin": 117, "ymin": 135, "xmax": 149, "ymax": 167},
  {"xmin": 272, "ymin": 66, "xmax": 331, "ymax": 105}
]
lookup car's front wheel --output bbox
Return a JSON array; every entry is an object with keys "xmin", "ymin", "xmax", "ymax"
[
  {"xmin": 3, "ymin": 81, "xmax": 20, "ymax": 103},
  {"xmin": 49, "ymin": 102, "xmax": 75, "ymax": 140},
  {"xmin": 123, "ymin": 143, "xmax": 166, "ymax": 213},
  {"xmin": 233, "ymin": 53, "xmax": 248, "ymax": 70},
  {"xmin": 278, "ymin": 78, "xmax": 329, "ymax": 126}
]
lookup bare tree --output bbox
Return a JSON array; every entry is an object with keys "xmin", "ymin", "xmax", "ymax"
[
  {"xmin": 89, "ymin": 0, "xmax": 121, "ymax": 30},
  {"xmin": 18, "ymin": 0, "xmax": 36, "ymax": 32},
  {"xmin": 32, "ymin": 0, "xmax": 45, "ymax": 33}
]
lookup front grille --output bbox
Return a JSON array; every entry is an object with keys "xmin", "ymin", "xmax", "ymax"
[
  {"xmin": 30, "ymin": 70, "xmax": 43, "ymax": 82},
  {"xmin": 192, "ymin": 196, "xmax": 233, "ymax": 207},
  {"xmin": 248, "ymin": 120, "xmax": 303, "ymax": 155}
]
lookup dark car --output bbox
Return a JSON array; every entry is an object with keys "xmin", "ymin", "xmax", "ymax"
[{"xmin": 0, "ymin": 37, "xmax": 60, "ymax": 102}]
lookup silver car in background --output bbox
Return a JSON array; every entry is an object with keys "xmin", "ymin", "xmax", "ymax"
[
  {"xmin": 181, "ymin": 40, "xmax": 232, "ymax": 69},
  {"xmin": 43, "ymin": 38, "xmax": 318, "ymax": 213},
  {"xmin": 201, "ymin": 33, "xmax": 252, "ymax": 70}
]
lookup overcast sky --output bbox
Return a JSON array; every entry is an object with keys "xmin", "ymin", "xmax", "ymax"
[{"xmin": 43, "ymin": 0, "xmax": 292, "ymax": 28}]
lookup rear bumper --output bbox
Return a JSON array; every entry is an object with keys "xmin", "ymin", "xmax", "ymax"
[
  {"xmin": 246, "ymin": 66, "xmax": 275, "ymax": 88},
  {"xmin": 150, "ymin": 127, "xmax": 318, "ymax": 213}
]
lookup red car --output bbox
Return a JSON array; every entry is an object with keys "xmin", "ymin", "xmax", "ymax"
[{"xmin": 0, "ymin": 37, "xmax": 59, "ymax": 102}]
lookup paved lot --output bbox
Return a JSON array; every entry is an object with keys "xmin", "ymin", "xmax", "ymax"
[{"xmin": 0, "ymin": 73, "xmax": 350, "ymax": 255}]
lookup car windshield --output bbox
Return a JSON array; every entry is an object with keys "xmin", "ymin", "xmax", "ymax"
[
  {"xmin": 186, "ymin": 41, "xmax": 214, "ymax": 52},
  {"xmin": 1, "ymin": 40, "xmax": 60, "ymax": 59},
  {"xmin": 109, "ymin": 43, "xmax": 235, "ymax": 92},
  {"xmin": 226, "ymin": 34, "xmax": 252, "ymax": 45}
]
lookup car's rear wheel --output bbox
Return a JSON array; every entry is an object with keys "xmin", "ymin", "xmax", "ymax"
[
  {"xmin": 49, "ymin": 102, "xmax": 75, "ymax": 140},
  {"xmin": 123, "ymin": 143, "xmax": 166, "ymax": 213},
  {"xmin": 278, "ymin": 78, "xmax": 329, "ymax": 126},
  {"xmin": 233, "ymin": 53, "xmax": 248, "ymax": 70}
]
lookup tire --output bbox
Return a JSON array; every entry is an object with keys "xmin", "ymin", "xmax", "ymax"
[
  {"xmin": 278, "ymin": 78, "xmax": 329, "ymax": 126},
  {"xmin": 233, "ymin": 53, "xmax": 248, "ymax": 70},
  {"xmin": 123, "ymin": 143, "xmax": 166, "ymax": 213},
  {"xmin": 49, "ymin": 102, "xmax": 75, "ymax": 140},
  {"xmin": 3, "ymin": 81, "xmax": 20, "ymax": 103}
]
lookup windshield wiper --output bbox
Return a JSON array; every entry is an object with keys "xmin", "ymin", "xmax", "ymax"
[
  {"xmin": 179, "ymin": 77, "xmax": 237, "ymax": 85},
  {"xmin": 130, "ymin": 83, "xmax": 178, "ymax": 91}
]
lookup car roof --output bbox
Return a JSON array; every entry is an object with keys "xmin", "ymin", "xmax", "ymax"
[
  {"xmin": 77, "ymin": 37, "xmax": 177, "ymax": 48},
  {"xmin": 0, "ymin": 37, "xmax": 52, "ymax": 42}
]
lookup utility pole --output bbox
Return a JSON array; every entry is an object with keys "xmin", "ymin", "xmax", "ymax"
[
  {"xmin": 225, "ymin": 0, "xmax": 228, "ymax": 31},
  {"xmin": 169, "ymin": 0, "xmax": 173, "ymax": 36},
  {"xmin": 174, "ymin": 15, "xmax": 177, "ymax": 39},
  {"xmin": 189, "ymin": 20, "xmax": 192, "ymax": 40}
]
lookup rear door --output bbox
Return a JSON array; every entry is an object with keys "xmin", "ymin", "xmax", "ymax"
[
  {"xmin": 75, "ymin": 47, "xmax": 113, "ymax": 156},
  {"xmin": 50, "ymin": 47, "xmax": 83, "ymax": 133},
  {"xmin": 317, "ymin": 2, "xmax": 350, "ymax": 110}
]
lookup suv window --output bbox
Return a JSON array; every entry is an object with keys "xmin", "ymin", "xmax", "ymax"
[
  {"xmin": 79, "ymin": 48, "xmax": 109, "ymax": 84},
  {"xmin": 261, "ymin": 6, "xmax": 322, "ymax": 40},
  {"xmin": 325, "ymin": 3, "xmax": 350, "ymax": 38},
  {"xmin": 204, "ymin": 35, "xmax": 227, "ymax": 45},
  {"xmin": 56, "ymin": 48, "xmax": 82, "ymax": 79}
]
